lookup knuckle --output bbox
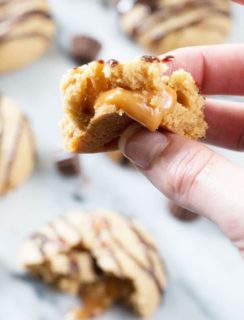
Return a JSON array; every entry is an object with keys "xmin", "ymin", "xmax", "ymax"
[{"xmin": 166, "ymin": 148, "xmax": 214, "ymax": 203}]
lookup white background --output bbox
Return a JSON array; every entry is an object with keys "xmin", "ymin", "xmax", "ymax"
[{"xmin": 0, "ymin": 1, "xmax": 244, "ymax": 319}]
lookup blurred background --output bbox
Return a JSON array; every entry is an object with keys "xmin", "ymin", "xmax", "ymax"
[{"xmin": 0, "ymin": 0, "xmax": 244, "ymax": 319}]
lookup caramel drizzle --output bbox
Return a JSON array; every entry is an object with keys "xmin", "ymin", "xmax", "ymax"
[
  {"xmin": 2, "ymin": 116, "xmax": 24, "ymax": 193},
  {"xmin": 131, "ymin": 0, "xmax": 230, "ymax": 39},
  {"xmin": 102, "ymin": 217, "xmax": 163, "ymax": 294}
]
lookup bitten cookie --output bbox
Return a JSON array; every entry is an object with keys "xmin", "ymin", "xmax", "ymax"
[
  {"xmin": 60, "ymin": 56, "xmax": 207, "ymax": 153},
  {"xmin": 20, "ymin": 209, "xmax": 166, "ymax": 319},
  {"xmin": 0, "ymin": 0, "xmax": 55, "ymax": 73},
  {"xmin": 0, "ymin": 96, "xmax": 35, "ymax": 196},
  {"xmin": 117, "ymin": 0, "xmax": 231, "ymax": 54}
]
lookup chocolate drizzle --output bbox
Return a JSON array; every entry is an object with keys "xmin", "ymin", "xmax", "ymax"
[
  {"xmin": 125, "ymin": 0, "xmax": 230, "ymax": 40},
  {"xmin": 2, "ymin": 116, "xmax": 24, "ymax": 192},
  {"xmin": 60, "ymin": 215, "xmax": 81, "ymax": 238},
  {"xmin": 141, "ymin": 55, "xmax": 160, "ymax": 63},
  {"xmin": 129, "ymin": 222, "xmax": 164, "ymax": 293},
  {"xmin": 106, "ymin": 59, "xmax": 119, "ymax": 67},
  {"xmin": 0, "ymin": 31, "xmax": 50, "ymax": 44},
  {"xmin": 101, "ymin": 217, "xmax": 163, "ymax": 294},
  {"xmin": 89, "ymin": 216, "xmax": 125, "ymax": 274},
  {"xmin": 0, "ymin": 9, "xmax": 52, "ymax": 24},
  {"xmin": 31, "ymin": 232, "xmax": 50, "ymax": 257},
  {"xmin": 0, "ymin": 6, "xmax": 52, "ymax": 44},
  {"xmin": 151, "ymin": 10, "xmax": 230, "ymax": 44},
  {"xmin": 0, "ymin": 97, "xmax": 3, "ymax": 194}
]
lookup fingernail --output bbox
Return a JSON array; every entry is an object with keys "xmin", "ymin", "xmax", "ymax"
[{"xmin": 119, "ymin": 125, "xmax": 169, "ymax": 169}]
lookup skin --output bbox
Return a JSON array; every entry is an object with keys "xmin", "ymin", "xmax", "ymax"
[{"xmin": 119, "ymin": 1, "xmax": 244, "ymax": 258}]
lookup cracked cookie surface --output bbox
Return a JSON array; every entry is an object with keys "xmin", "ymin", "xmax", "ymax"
[{"xmin": 20, "ymin": 209, "xmax": 166, "ymax": 319}]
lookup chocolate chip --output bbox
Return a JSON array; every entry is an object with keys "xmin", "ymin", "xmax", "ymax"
[
  {"xmin": 69, "ymin": 35, "xmax": 102, "ymax": 65},
  {"xmin": 140, "ymin": 55, "xmax": 160, "ymax": 63},
  {"xmin": 54, "ymin": 151, "xmax": 80, "ymax": 176},
  {"xmin": 106, "ymin": 59, "xmax": 119, "ymax": 67},
  {"xmin": 161, "ymin": 55, "xmax": 175, "ymax": 63},
  {"xmin": 168, "ymin": 202, "xmax": 199, "ymax": 222}
]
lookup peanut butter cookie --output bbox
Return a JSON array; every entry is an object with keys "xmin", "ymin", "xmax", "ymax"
[
  {"xmin": 0, "ymin": 0, "xmax": 55, "ymax": 73},
  {"xmin": 117, "ymin": 0, "xmax": 231, "ymax": 54},
  {"xmin": 0, "ymin": 96, "xmax": 35, "ymax": 196},
  {"xmin": 20, "ymin": 209, "xmax": 166, "ymax": 319},
  {"xmin": 61, "ymin": 56, "xmax": 207, "ymax": 153}
]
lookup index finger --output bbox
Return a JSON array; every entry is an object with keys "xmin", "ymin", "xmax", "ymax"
[{"xmin": 162, "ymin": 44, "xmax": 244, "ymax": 95}]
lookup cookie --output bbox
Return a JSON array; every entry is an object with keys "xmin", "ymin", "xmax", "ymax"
[
  {"xmin": 60, "ymin": 56, "xmax": 206, "ymax": 153},
  {"xmin": 20, "ymin": 209, "xmax": 166, "ymax": 318},
  {"xmin": 0, "ymin": 0, "xmax": 55, "ymax": 73},
  {"xmin": 168, "ymin": 202, "xmax": 199, "ymax": 222},
  {"xmin": 117, "ymin": 0, "xmax": 231, "ymax": 54},
  {"xmin": 106, "ymin": 151, "xmax": 131, "ymax": 166},
  {"xmin": 0, "ymin": 96, "xmax": 35, "ymax": 196}
]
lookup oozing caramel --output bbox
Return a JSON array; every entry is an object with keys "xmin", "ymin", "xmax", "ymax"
[{"xmin": 94, "ymin": 86, "xmax": 176, "ymax": 131}]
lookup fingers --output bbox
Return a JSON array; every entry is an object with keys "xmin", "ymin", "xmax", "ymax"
[
  {"xmin": 162, "ymin": 44, "xmax": 244, "ymax": 95},
  {"xmin": 119, "ymin": 128, "xmax": 244, "ymax": 249},
  {"xmin": 204, "ymin": 98, "xmax": 244, "ymax": 151},
  {"xmin": 233, "ymin": 0, "xmax": 244, "ymax": 4}
]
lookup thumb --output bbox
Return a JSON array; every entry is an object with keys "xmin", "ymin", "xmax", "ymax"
[{"xmin": 119, "ymin": 125, "xmax": 244, "ymax": 251}]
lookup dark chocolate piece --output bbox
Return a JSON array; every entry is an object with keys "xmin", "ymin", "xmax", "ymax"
[
  {"xmin": 141, "ymin": 55, "xmax": 160, "ymax": 63},
  {"xmin": 107, "ymin": 59, "xmax": 119, "ymax": 67},
  {"xmin": 168, "ymin": 202, "xmax": 199, "ymax": 222},
  {"xmin": 54, "ymin": 151, "xmax": 80, "ymax": 176},
  {"xmin": 69, "ymin": 35, "xmax": 102, "ymax": 65}
]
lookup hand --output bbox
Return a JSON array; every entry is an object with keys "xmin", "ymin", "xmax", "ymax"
[{"xmin": 119, "ymin": 43, "xmax": 244, "ymax": 257}]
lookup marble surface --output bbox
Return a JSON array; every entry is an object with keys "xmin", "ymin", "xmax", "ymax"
[{"xmin": 0, "ymin": 1, "xmax": 244, "ymax": 319}]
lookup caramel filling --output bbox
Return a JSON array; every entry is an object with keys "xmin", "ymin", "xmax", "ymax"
[
  {"xmin": 67, "ymin": 278, "xmax": 133, "ymax": 319},
  {"xmin": 94, "ymin": 86, "xmax": 176, "ymax": 131}
]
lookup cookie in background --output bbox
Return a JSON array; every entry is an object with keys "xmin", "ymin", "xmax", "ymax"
[
  {"xmin": 0, "ymin": 0, "xmax": 55, "ymax": 73},
  {"xmin": 117, "ymin": 0, "xmax": 231, "ymax": 54},
  {"xmin": 0, "ymin": 96, "xmax": 36, "ymax": 196}
]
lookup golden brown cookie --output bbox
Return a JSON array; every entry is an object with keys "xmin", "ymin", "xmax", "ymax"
[
  {"xmin": 117, "ymin": 0, "xmax": 231, "ymax": 54},
  {"xmin": 20, "ymin": 209, "xmax": 166, "ymax": 319},
  {"xmin": 0, "ymin": 96, "xmax": 35, "ymax": 196},
  {"xmin": 0, "ymin": 0, "xmax": 55, "ymax": 73},
  {"xmin": 60, "ymin": 56, "xmax": 207, "ymax": 153}
]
